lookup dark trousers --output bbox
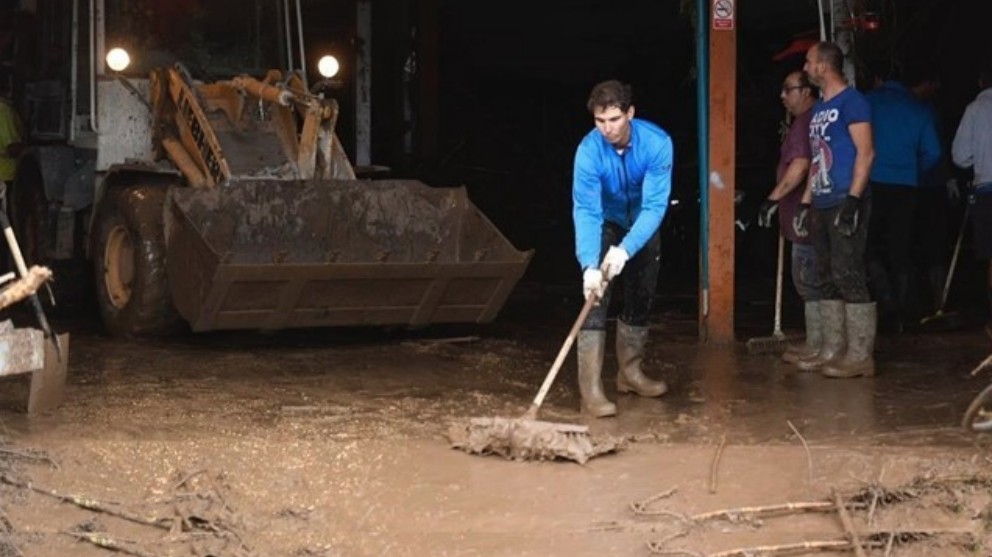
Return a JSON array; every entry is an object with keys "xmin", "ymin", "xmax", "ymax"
[
  {"xmin": 868, "ymin": 183, "xmax": 917, "ymax": 277},
  {"xmin": 866, "ymin": 183, "xmax": 918, "ymax": 318},
  {"xmin": 581, "ymin": 222, "xmax": 661, "ymax": 331},
  {"xmin": 811, "ymin": 199, "xmax": 872, "ymax": 303},
  {"xmin": 914, "ymin": 185, "xmax": 949, "ymax": 269}
]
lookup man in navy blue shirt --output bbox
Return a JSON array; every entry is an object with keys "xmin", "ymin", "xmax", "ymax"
[
  {"xmin": 572, "ymin": 80, "xmax": 673, "ymax": 417},
  {"xmin": 794, "ymin": 42, "xmax": 877, "ymax": 378},
  {"xmin": 864, "ymin": 64, "xmax": 941, "ymax": 332}
]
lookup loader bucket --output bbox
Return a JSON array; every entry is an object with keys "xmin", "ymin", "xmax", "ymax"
[{"xmin": 166, "ymin": 180, "xmax": 533, "ymax": 332}]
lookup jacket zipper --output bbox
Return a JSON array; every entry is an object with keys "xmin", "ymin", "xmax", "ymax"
[{"xmin": 619, "ymin": 151, "xmax": 631, "ymax": 226}]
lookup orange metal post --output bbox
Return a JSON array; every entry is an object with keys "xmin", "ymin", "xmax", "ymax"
[{"xmin": 704, "ymin": 0, "xmax": 736, "ymax": 344}]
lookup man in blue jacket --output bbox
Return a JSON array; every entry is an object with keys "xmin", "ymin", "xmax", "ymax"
[
  {"xmin": 864, "ymin": 64, "xmax": 941, "ymax": 332},
  {"xmin": 572, "ymin": 80, "xmax": 673, "ymax": 417}
]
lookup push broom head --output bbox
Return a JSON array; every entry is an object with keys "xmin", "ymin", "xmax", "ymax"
[
  {"xmin": 745, "ymin": 331, "xmax": 803, "ymax": 355},
  {"xmin": 448, "ymin": 416, "xmax": 622, "ymax": 464}
]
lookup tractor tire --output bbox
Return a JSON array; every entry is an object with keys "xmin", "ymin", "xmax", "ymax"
[{"xmin": 92, "ymin": 185, "xmax": 185, "ymax": 337}]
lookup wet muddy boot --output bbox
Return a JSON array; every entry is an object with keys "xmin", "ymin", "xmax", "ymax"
[
  {"xmin": 822, "ymin": 303, "xmax": 877, "ymax": 378},
  {"xmin": 783, "ymin": 301, "xmax": 822, "ymax": 364},
  {"xmin": 577, "ymin": 330, "xmax": 616, "ymax": 418},
  {"xmin": 796, "ymin": 300, "xmax": 845, "ymax": 371},
  {"xmin": 615, "ymin": 321, "xmax": 668, "ymax": 397}
]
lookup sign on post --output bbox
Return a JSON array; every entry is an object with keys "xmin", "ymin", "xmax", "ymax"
[{"xmin": 712, "ymin": 0, "xmax": 735, "ymax": 30}]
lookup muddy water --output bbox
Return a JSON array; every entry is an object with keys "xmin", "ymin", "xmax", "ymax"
[{"xmin": 1, "ymin": 305, "xmax": 991, "ymax": 555}]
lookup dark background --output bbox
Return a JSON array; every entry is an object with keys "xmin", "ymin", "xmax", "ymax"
[
  {"xmin": 5, "ymin": 0, "xmax": 991, "ymax": 325},
  {"xmin": 310, "ymin": 1, "xmax": 991, "ymax": 316}
]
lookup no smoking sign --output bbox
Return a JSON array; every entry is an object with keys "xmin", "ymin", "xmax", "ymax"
[{"xmin": 712, "ymin": 0, "xmax": 735, "ymax": 30}]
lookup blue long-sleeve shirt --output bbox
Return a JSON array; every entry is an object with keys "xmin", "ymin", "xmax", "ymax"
[
  {"xmin": 572, "ymin": 118, "xmax": 673, "ymax": 270},
  {"xmin": 952, "ymin": 88, "xmax": 992, "ymax": 188},
  {"xmin": 866, "ymin": 81, "xmax": 941, "ymax": 187}
]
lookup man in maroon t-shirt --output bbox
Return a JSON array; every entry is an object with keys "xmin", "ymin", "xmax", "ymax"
[{"xmin": 757, "ymin": 70, "xmax": 822, "ymax": 363}]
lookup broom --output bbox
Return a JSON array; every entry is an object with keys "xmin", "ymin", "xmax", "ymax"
[
  {"xmin": 920, "ymin": 204, "xmax": 970, "ymax": 331},
  {"xmin": 747, "ymin": 235, "xmax": 803, "ymax": 354},
  {"xmin": 449, "ymin": 279, "xmax": 622, "ymax": 464}
]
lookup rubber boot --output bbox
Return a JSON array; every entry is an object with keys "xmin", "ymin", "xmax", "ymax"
[
  {"xmin": 577, "ymin": 331, "xmax": 616, "ymax": 417},
  {"xmin": 616, "ymin": 321, "xmax": 668, "ymax": 397},
  {"xmin": 822, "ymin": 303, "xmax": 877, "ymax": 378},
  {"xmin": 783, "ymin": 301, "xmax": 822, "ymax": 364},
  {"xmin": 796, "ymin": 300, "xmax": 845, "ymax": 371}
]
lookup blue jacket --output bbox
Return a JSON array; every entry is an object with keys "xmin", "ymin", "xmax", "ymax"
[
  {"xmin": 573, "ymin": 118, "xmax": 673, "ymax": 270},
  {"xmin": 866, "ymin": 81, "xmax": 941, "ymax": 186}
]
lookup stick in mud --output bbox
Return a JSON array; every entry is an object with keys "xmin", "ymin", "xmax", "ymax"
[
  {"xmin": 0, "ymin": 447, "xmax": 60, "ymax": 470},
  {"xmin": 833, "ymin": 490, "xmax": 868, "ymax": 557},
  {"xmin": 708, "ymin": 539, "xmax": 864, "ymax": 557},
  {"xmin": 67, "ymin": 531, "xmax": 166, "ymax": 557},
  {"xmin": 0, "ymin": 508, "xmax": 24, "ymax": 557},
  {"xmin": 0, "ymin": 475, "xmax": 170, "ymax": 530},
  {"xmin": 708, "ymin": 434, "xmax": 727, "ymax": 495},
  {"xmin": 630, "ymin": 486, "xmax": 680, "ymax": 515},
  {"xmin": 786, "ymin": 420, "xmax": 813, "ymax": 492}
]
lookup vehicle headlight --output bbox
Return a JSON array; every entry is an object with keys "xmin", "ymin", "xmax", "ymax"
[
  {"xmin": 106, "ymin": 48, "xmax": 131, "ymax": 72},
  {"xmin": 318, "ymin": 55, "xmax": 340, "ymax": 79}
]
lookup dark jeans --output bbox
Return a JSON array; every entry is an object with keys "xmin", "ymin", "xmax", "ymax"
[
  {"xmin": 791, "ymin": 242, "xmax": 821, "ymax": 302},
  {"xmin": 581, "ymin": 221, "xmax": 661, "ymax": 331},
  {"xmin": 867, "ymin": 183, "xmax": 918, "ymax": 317},
  {"xmin": 914, "ymin": 185, "xmax": 949, "ymax": 268},
  {"xmin": 811, "ymin": 198, "xmax": 872, "ymax": 303},
  {"xmin": 868, "ymin": 183, "xmax": 917, "ymax": 278}
]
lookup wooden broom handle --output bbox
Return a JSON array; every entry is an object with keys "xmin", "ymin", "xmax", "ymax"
[{"xmin": 529, "ymin": 286, "xmax": 603, "ymax": 410}]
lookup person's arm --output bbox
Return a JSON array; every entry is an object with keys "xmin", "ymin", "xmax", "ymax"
[
  {"xmin": 952, "ymin": 106, "xmax": 975, "ymax": 169},
  {"xmin": 800, "ymin": 168, "xmax": 814, "ymax": 204},
  {"xmin": 918, "ymin": 113, "xmax": 942, "ymax": 174},
  {"xmin": 848, "ymin": 122, "xmax": 874, "ymax": 197},
  {"xmin": 768, "ymin": 156, "xmax": 810, "ymax": 200},
  {"xmin": 573, "ymin": 143, "xmax": 604, "ymax": 270},
  {"xmin": 618, "ymin": 135, "xmax": 673, "ymax": 257},
  {"xmin": 0, "ymin": 103, "xmax": 22, "ymax": 159}
]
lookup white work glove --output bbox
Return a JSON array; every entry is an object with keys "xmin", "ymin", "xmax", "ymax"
[
  {"xmin": 946, "ymin": 178, "xmax": 960, "ymax": 204},
  {"xmin": 601, "ymin": 245, "xmax": 629, "ymax": 280},
  {"xmin": 583, "ymin": 268, "xmax": 606, "ymax": 301}
]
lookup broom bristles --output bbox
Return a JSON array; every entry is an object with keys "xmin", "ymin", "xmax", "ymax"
[
  {"xmin": 448, "ymin": 416, "xmax": 621, "ymax": 464},
  {"xmin": 746, "ymin": 332, "xmax": 804, "ymax": 355}
]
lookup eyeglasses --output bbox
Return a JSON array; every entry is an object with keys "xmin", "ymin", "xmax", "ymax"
[{"xmin": 781, "ymin": 85, "xmax": 807, "ymax": 93}]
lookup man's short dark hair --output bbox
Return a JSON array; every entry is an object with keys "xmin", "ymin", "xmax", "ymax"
[
  {"xmin": 981, "ymin": 62, "xmax": 992, "ymax": 89},
  {"xmin": 903, "ymin": 63, "xmax": 938, "ymax": 88},
  {"xmin": 587, "ymin": 80, "xmax": 633, "ymax": 114},
  {"xmin": 866, "ymin": 58, "xmax": 893, "ymax": 82},
  {"xmin": 813, "ymin": 42, "xmax": 845, "ymax": 76},
  {"xmin": 796, "ymin": 71, "xmax": 818, "ymax": 97}
]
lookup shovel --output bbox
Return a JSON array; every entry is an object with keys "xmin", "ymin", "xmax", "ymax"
[{"xmin": 0, "ymin": 186, "xmax": 62, "ymax": 361}]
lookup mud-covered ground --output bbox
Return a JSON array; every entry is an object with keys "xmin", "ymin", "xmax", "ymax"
[{"xmin": 1, "ymin": 291, "xmax": 991, "ymax": 556}]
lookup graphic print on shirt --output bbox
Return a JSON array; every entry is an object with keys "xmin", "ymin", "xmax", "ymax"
[{"xmin": 809, "ymin": 108, "xmax": 839, "ymax": 197}]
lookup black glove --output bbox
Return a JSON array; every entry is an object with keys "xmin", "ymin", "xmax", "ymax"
[
  {"xmin": 756, "ymin": 198, "xmax": 779, "ymax": 228},
  {"xmin": 834, "ymin": 194, "xmax": 861, "ymax": 236},
  {"xmin": 792, "ymin": 202, "xmax": 810, "ymax": 239}
]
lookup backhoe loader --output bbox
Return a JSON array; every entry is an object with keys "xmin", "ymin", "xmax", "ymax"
[{"xmin": 11, "ymin": 0, "xmax": 531, "ymax": 336}]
